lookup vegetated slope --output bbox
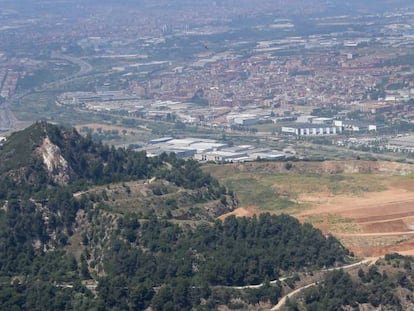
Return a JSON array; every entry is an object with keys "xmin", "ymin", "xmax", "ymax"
[
  {"xmin": 286, "ymin": 254, "xmax": 414, "ymax": 311},
  {"xmin": 0, "ymin": 121, "xmax": 230, "ymax": 240},
  {"xmin": 78, "ymin": 178, "xmax": 233, "ymax": 220},
  {"xmin": 87, "ymin": 213, "xmax": 349, "ymax": 310},
  {"xmin": 0, "ymin": 122, "xmax": 353, "ymax": 310}
]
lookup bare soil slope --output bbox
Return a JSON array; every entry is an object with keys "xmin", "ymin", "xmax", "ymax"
[
  {"xmin": 296, "ymin": 183, "xmax": 414, "ymax": 256},
  {"xmin": 210, "ymin": 161, "xmax": 414, "ymax": 257}
]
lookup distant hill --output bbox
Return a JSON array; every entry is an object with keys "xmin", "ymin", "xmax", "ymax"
[{"xmin": 3, "ymin": 0, "xmax": 412, "ymax": 16}]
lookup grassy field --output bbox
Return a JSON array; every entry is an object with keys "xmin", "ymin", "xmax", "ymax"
[
  {"xmin": 224, "ymin": 176, "xmax": 296, "ymax": 210},
  {"xmin": 204, "ymin": 163, "xmax": 388, "ymax": 213}
]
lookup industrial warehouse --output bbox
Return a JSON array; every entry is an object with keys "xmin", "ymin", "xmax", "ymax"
[{"xmin": 138, "ymin": 137, "xmax": 288, "ymax": 162}]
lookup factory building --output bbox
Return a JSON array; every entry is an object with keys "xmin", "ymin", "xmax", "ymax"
[{"xmin": 281, "ymin": 124, "xmax": 342, "ymax": 136}]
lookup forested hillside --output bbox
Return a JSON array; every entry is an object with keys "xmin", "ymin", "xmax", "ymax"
[
  {"xmin": 0, "ymin": 123, "xmax": 351, "ymax": 310},
  {"xmin": 286, "ymin": 254, "xmax": 414, "ymax": 311}
]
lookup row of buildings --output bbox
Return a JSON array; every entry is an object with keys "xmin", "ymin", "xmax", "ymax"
[{"xmin": 281, "ymin": 116, "xmax": 377, "ymax": 136}]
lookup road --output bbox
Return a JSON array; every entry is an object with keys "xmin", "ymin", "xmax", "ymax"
[
  {"xmin": 0, "ymin": 52, "xmax": 94, "ymax": 130},
  {"xmin": 270, "ymin": 283, "xmax": 316, "ymax": 311},
  {"xmin": 0, "ymin": 103, "xmax": 15, "ymax": 129},
  {"xmin": 52, "ymin": 258, "xmax": 376, "ymax": 308},
  {"xmin": 268, "ymin": 258, "xmax": 376, "ymax": 310},
  {"xmin": 218, "ymin": 258, "xmax": 375, "ymax": 291},
  {"xmin": 337, "ymin": 231, "xmax": 414, "ymax": 237},
  {"xmin": 35, "ymin": 52, "xmax": 93, "ymax": 92}
]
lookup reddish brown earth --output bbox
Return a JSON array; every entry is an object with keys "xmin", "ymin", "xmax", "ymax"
[
  {"xmin": 296, "ymin": 182, "xmax": 414, "ymax": 257},
  {"xmin": 220, "ymin": 187, "xmax": 414, "ymax": 257},
  {"xmin": 219, "ymin": 205, "xmax": 260, "ymax": 221},
  {"xmin": 215, "ymin": 161, "xmax": 414, "ymax": 257}
]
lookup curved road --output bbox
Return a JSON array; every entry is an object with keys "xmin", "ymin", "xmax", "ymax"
[
  {"xmin": 270, "ymin": 283, "xmax": 316, "ymax": 311},
  {"xmin": 35, "ymin": 52, "xmax": 93, "ymax": 92},
  {"xmin": 219, "ymin": 258, "xmax": 375, "ymax": 292},
  {"xmin": 268, "ymin": 258, "xmax": 376, "ymax": 310},
  {"xmin": 0, "ymin": 53, "xmax": 94, "ymax": 129}
]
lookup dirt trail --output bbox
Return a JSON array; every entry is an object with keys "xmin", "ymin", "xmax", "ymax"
[
  {"xmin": 270, "ymin": 283, "xmax": 317, "ymax": 311},
  {"xmin": 270, "ymin": 258, "xmax": 377, "ymax": 310},
  {"xmin": 337, "ymin": 231, "xmax": 414, "ymax": 237}
]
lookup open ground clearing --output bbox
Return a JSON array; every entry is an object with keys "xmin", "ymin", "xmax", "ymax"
[{"xmin": 207, "ymin": 161, "xmax": 414, "ymax": 257}]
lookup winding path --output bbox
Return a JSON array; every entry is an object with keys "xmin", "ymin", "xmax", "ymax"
[
  {"xmin": 270, "ymin": 283, "xmax": 316, "ymax": 311},
  {"xmin": 268, "ymin": 258, "xmax": 376, "ymax": 310}
]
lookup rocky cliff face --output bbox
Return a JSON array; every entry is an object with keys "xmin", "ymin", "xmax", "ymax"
[{"xmin": 36, "ymin": 137, "xmax": 74, "ymax": 185}]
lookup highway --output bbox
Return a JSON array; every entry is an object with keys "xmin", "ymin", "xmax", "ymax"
[
  {"xmin": 0, "ymin": 53, "xmax": 93, "ymax": 130},
  {"xmin": 34, "ymin": 52, "xmax": 93, "ymax": 92}
]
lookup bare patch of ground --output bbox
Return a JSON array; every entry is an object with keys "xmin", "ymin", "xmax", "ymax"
[
  {"xmin": 296, "ymin": 186, "xmax": 414, "ymax": 257},
  {"xmin": 219, "ymin": 206, "xmax": 260, "ymax": 221},
  {"xmin": 210, "ymin": 161, "xmax": 414, "ymax": 257},
  {"xmin": 362, "ymin": 219, "xmax": 409, "ymax": 233}
]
